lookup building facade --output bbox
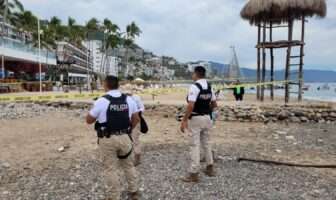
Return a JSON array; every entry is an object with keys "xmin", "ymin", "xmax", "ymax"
[
  {"xmin": 56, "ymin": 41, "xmax": 93, "ymax": 84},
  {"xmin": 0, "ymin": 17, "xmax": 56, "ymax": 80},
  {"xmin": 84, "ymin": 40, "xmax": 104, "ymax": 73}
]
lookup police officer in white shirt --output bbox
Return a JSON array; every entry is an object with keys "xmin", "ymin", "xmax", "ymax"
[
  {"xmin": 180, "ymin": 66, "xmax": 217, "ymax": 183},
  {"xmin": 86, "ymin": 76, "xmax": 140, "ymax": 200}
]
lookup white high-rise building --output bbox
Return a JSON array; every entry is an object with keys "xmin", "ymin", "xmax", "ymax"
[
  {"xmin": 84, "ymin": 40, "xmax": 104, "ymax": 73},
  {"xmin": 84, "ymin": 40, "xmax": 120, "ymax": 76},
  {"xmin": 102, "ymin": 56, "xmax": 120, "ymax": 76}
]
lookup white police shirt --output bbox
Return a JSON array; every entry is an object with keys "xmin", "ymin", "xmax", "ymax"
[
  {"xmin": 130, "ymin": 95, "xmax": 145, "ymax": 112},
  {"xmin": 89, "ymin": 90, "xmax": 139, "ymax": 123},
  {"xmin": 187, "ymin": 79, "xmax": 216, "ymax": 102}
]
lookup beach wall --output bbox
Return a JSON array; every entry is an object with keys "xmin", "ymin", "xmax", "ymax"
[
  {"xmin": 1, "ymin": 102, "xmax": 336, "ymax": 123},
  {"xmin": 146, "ymin": 104, "xmax": 336, "ymax": 124},
  {"xmin": 218, "ymin": 105, "xmax": 336, "ymax": 123}
]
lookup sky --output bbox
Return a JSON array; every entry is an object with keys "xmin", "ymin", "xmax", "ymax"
[{"xmin": 20, "ymin": 0, "xmax": 336, "ymax": 70}]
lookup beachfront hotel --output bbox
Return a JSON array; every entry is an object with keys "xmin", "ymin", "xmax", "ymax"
[
  {"xmin": 56, "ymin": 41, "xmax": 94, "ymax": 86},
  {"xmin": 0, "ymin": 15, "xmax": 99, "ymax": 92},
  {"xmin": 0, "ymin": 16, "xmax": 57, "ymax": 91}
]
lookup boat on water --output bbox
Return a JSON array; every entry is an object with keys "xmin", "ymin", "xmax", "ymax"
[
  {"xmin": 322, "ymin": 83, "xmax": 330, "ymax": 90},
  {"xmin": 274, "ymin": 85, "xmax": 284, "ymax": 89},
  {"xmin": 317, "ymin": 83, "xmax": 330, "ymax": 91},
  {"xmin": 302, "ymin": 85, "xmax": 310, "ymax": 91}
]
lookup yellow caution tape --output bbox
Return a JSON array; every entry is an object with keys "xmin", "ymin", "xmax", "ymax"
[
  {"xmin": 141, "ymin": 80, "xmax": 295, "ymax": 96},
  {"xmin": 0, "ymin": 80, "xmax": 299, "ymax": 102},
  {"xmin": 213, "ymin": 80, "xmax": 299, "ymax": 90},
  {"xmin": 0, "ymin": 92, "xmax": 103, "ymax": 103}
]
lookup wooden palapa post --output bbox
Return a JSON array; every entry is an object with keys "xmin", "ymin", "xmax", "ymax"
[
  {"xmin": 298, "ymin": 16, "xmax": 305, "ymax": 101},
  {"xmin": 269, "ymin": 22, "xmax": 274, "ymax": 101},
  {"xmin": 261, "ymin": 22, "xmax": 266, "ymax": 101},
  {"xmin": 285, "ymin": 19, "xmax": 294, "ymax": 104},
  {"xmin": 257, "ymin": 24, "xmax": 261, "ymax": 100}
]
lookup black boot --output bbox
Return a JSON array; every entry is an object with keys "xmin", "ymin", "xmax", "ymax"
[
  {"xmin": 180, "ymin": 173, "xmax": 199, "ymax": 183},
  {"xmin": 204, "ymin": 165, "xmax": 216, "ymax": 177},
  {"xmin": 128, "ymin": 191, "xmax": 140, "ymax": 200}
]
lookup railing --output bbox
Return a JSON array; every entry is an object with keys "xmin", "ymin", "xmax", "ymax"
[{"xmin": 0, "ymin": 37, "xmax": 56, "ymax": 60}]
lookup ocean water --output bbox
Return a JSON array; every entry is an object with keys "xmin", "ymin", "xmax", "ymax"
[
  {"xmin": 175, "ymin": 82, "xmax": 336, "ymax": 102},
  {"xmin": 299, "ymin": 82, "xmax": 336, "ymax": 102},
  {"xmin": 247, "ymin": 82, "xmax": 336, "ymax": 102}
]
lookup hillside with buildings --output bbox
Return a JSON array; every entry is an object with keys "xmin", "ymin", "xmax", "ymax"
[
  {"xmin": 0, "ymin": 0, "xmax": 200, "ymax": 92},
  {"xmin": 0, "ymin": 0, "xmax": 235, "ymax": 93}
]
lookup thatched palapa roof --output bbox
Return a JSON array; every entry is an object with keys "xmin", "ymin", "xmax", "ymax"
[{"xmin": 241, "ymin": 0, "xmax": 327, "ymax": 25}]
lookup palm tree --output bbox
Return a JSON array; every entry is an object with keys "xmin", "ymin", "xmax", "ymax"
[
  {"xmin": 103, "ymin": 18, "xmax": 119, "ymax": 34},
  {"xmin": 67, "ymin": 17, "xmax": 85, "ymax": 46},
  {"xmin": 86, "ymin": 17, "xmax": 100, "ymax": 32},
  {"xmin": 68, "ymin": 17, "xmax": 75, "ymax": 27},
  {"xmin": 48, "ymin": 16, "xmax": 60, "ymax": 40},
  {"xmin": 0, "ymin": 0, "xmax": 24, "ymax": 25},
  {"xmin": 67, "ymin": 17, "xmax": 75, "ymax": 41},
  {"xmin": 47, "ymin": 16, "xmax": 68, "ymax": 41},
  {"xmin": 101, "ymin": 18, "xmax": 120, "ymax": 74},
  {"xmin": 49, "ymin": 16, "xmax": 61, "ymax": 27},
  {"xmin": 126, "ymin": 21, "xmax": 142, "ymax": 38},
  {"xmin": 124, "ymin": 21, "xmax": 141, "ymax": 76},
  {"xmin": 18, "ymin": 10, "xmax": 37, "ymax": 33}
]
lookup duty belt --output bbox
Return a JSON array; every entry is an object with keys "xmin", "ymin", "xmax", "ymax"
[
  {"xmin": 189, "ymin": 113, "xmax": 209, "ymax": 119},
  {"xmin": 98, "ymin": 129, "xmax": 130, "ymax": 138}
]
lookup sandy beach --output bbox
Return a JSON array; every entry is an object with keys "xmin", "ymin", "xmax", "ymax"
[{"xmin": 0, "ymin": 90, "xmax": 335, "ymax": 200}]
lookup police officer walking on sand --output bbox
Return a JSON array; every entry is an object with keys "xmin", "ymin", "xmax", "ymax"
[
  {"xmin": 180, "ymin": 66, "xmax": 217, "ymax": 183},
  {"xmin": 86, "ymin": 76, "xmax": 140, "ymax": 200}
]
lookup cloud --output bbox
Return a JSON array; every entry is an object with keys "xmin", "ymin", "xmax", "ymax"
[{"xmin": 21, "ymin": 0, "xmax": 336, "ymax": 70}]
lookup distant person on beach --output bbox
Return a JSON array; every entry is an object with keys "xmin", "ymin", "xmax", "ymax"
[
  {"xmin": 233, "ymin": 80, "xmax": 245, "ymax": 101},
  {"xmin": 180, "ymin": 66, "xmax": 217, "ymax": 183}
]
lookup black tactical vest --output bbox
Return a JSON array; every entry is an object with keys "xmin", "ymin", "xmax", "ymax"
[
  {"xmin": 103, "ymin": 94, "xmax": 131, "ymax": 132},
  {"xmin": 192, "ymin": 82, "xmax": 212, "ymax": 115}
]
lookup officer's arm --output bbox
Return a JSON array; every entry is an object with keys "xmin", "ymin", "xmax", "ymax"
[
  {"xmin": 87, "ymin": 99, "xmax": 101, "ymax": 124},
  {"xmin": 131, "ymin": 112, "xmax": 140, "ymax": 129},
  {"xmin": 183, "ymin": 85, "xmax": 197, "ymax": 122},
  {"xmin": 210, "ymin": 101, "xmax": 218, "ymax": 110},
  {"xmin": 86, "ymin": 114, "xmax": 96, "ymax": 124},
  {"xmin": 128, "ymin": 97, "xmax": 140, "ymax": 129},
  {"xmin": 182, "ymin": 102, "xmax": 195, "ymax": 122}
]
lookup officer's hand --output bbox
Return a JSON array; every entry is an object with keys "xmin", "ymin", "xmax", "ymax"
[{"xmin": 180, "ymin": 120, "xmax": 188, "ymax": 133}]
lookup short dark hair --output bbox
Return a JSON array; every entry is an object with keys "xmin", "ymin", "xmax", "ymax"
[
  {"xmin": 105, "ymin": 76, "xmax": 119, "ymax": 89},
  {"xmin": 194, "ymin": 66, "xmax": 206, "ymax": 78}
]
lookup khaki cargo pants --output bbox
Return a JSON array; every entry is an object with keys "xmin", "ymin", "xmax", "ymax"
[
  {"xmin": 188, "ymin": 115, "xmax": 214, "ymax": 173},
  {"xmin": 98, "ymin": 134, "xmax": 138, "ymax": 200}
]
